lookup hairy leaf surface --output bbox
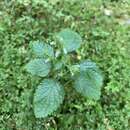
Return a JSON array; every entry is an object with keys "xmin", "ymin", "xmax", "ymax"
[
  {"xmin": 74, "ymin": 60, "xmax": 103, "ymax": 100},
  {"xmin": 31, "ymin": 41, "xmax": 54, "ymax": 58},
  {"xmin": 34, "ymin": 79, "xmax": 64, "ymax": 118},
  {"xmin": 57, "ymin": 29, "xmax": 82, "ymax": 53},
  {"xmin": 26, "ymin": 59, "xmax": 51, "ymax": 77}
]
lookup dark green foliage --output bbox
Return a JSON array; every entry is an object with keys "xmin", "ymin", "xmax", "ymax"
[{"xmin": 26, "ymin": 29, "xmax": 103, "ymax": 118}]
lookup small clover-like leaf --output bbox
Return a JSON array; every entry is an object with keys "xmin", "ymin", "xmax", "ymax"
[
  {"xmin": 57, "ymin": 29, "xmax": 82, "ymax": 53},
  {"xmin": 34, "ymin": 79, "xmax": 64, "ymax": 118},
  {"xmin": 31, "ymin": 41, "xmax": 54, "ymax": 58},
  {"xmin": 25, "ymin": 59, "xmax": 51, "ymax": 77},
  {"xmin": 54, "ymin": 60, "xmax": 63, "ymax": 71},
  {"xmin": 74, "ymin": 60, "xmax": 103, "ymax": 100}
]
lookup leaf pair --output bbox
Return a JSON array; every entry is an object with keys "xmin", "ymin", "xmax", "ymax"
[
  {"xmin": 26, "ymin": 40, "xmax": 54, "ymax": 77},
  {"xmin": 26, "ymin": 29, "xmax": 82, "ymax": 77}
]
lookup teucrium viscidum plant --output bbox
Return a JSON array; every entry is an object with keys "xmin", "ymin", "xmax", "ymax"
[{"xmin": 25, "ymin": 29, "xmax": 103, "ymax": 118}]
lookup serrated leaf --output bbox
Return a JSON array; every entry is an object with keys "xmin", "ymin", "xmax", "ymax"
[
  {"xmin": 80, "ymin": 60, "xmax": 103, "ymax": 87},
  {"xmin": 34, "ymin": 79, "xmax": 64, "ymax": 118},
  {"xmin": 74, "ymin": 60, "xmax": 103, "ymax": 100},
  {"xmin": 74, "ymin": 72, "xmax": 102, "ymax": 100},
  {"xmin": 25, "ymin": 59, "xmax": 51, "ymax": 77},
  {"xmin": 57, "ymin": 29, "xmax": 82, "ymax": 53},
  {"xmin": 31, "ymin": 41, "xmax": 54, "ymax": 58}
]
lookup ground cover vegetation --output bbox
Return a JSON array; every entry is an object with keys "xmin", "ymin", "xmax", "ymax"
[{"xmin": 0, "ymin": 0, "xmax": 130, "ymax": 130}]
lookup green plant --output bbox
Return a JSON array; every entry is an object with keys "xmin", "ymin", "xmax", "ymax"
[{"xmin": 25, "ymin": 28, "xmax": 103, "ymax": 118}]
